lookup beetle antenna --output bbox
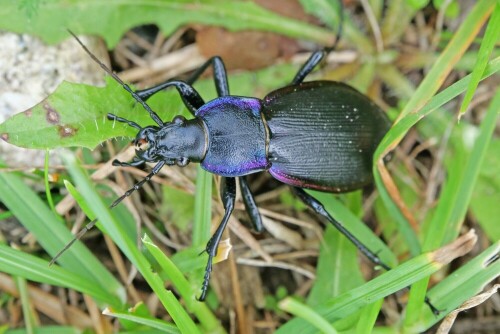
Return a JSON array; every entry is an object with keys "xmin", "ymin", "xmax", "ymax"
[
  {"xmin": 67, "ymin": 30, "xmax": 165, "ymax": 127},
  {"xmin": 107, "ymin": 113, "xmax": 141, "ymax": 129},
  {"xmin": 49, "ymin": 160, "xmax": 166, "ymax": 266}
]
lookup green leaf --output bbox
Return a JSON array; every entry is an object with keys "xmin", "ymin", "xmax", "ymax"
[
  {"xmin": 0, "ymin": 78, "xmax": 143, "ymax": 149},
  {"xmin": 103, "ymin": 307, "xmax": 180, "ymax": 334},
  {"xmin": 0, "ymin": 0, "xmax": 334, "ymax": 48}
]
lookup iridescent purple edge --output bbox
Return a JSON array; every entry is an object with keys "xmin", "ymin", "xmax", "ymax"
[
  {"xmin": 269, "ymin": 168, "xmax": 338, "ymax": 191},
  {"xmin": 202, "ymin": 154, "xmax": 268, "ymax": 177},
  {"xmin": 196, "ymin": 96, "xmax": 262, "ymax": 117}
]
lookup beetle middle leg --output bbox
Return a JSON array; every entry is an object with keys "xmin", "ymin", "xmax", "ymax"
[{"xmin": 199, "ymin": 177, "xmax": 236, "ymax": 301}]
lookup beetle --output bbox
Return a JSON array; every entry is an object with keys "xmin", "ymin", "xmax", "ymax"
[{"xmin": 56, "ymin": 29, "xmax": 395, "ymax": 302}]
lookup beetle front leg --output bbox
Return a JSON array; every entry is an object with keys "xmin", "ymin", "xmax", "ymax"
[
  {"xmin": 239, "ymin": 177, "xmax": 264, "ymax": 232},
  {"xmin": 199, "ymin": 177, "xmax": 236, "ymax": 301}
]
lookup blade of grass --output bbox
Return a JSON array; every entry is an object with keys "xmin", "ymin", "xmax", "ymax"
[
  {"xmin": 16, "ymin": 277, "xmax": 34, "ymax": 334},
  {"xmin": 406, "ymin": 86, "xmax": 500, "ymax": 323},
  {"xmin": 397, "ymin": 0, "xmax": 494, "ymax": 121},
  {"xmin": 279, "ymin": 297, "xmax": 338, "ymax": 334},
  {"xmin": 0, "ymin": 245, "xmax": 123, "ymax": 307},
  {"xmin": 61, "ymin": 151, "xmax": 222, "ymax": 334},
  {"xmin": 373, "ymin": 56, "xmax": 500, "ymax": 252},
  {"xmin": 142, "ymin": 235, "xmax": 223, "ymax": 334},
  {"xmin": 355, "ymin": 299, "xmax": 384, "ymax": 333},
  {"xmin": 0, "ymin": 168, "xmax": 125, "ymax": 305},
  {"xmin": 459, "ymin": 4, "xmax": 500, "ymax": 116},
  {"xmin": 373, "ymin": 1, "xmax": 496, "ymax": 250},
  {"xmin": 408, "ymin": 241, "xmax": 500, "ymax": 331},
  {"xmin": 307, "ymin": 225, "xmax": 364, "ymax": 306},
  {"xmin": 275, "ymin": 231, "xmax": 476, "ymax": 334},
  {"xmin": 5, "ymin": 327, "xmax": 80, "ymax": 334},
  {"xmin": 102, "ymin": 308, "xmax": 180, "ymax": 334}
]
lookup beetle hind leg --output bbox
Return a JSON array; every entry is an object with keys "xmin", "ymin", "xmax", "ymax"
[
  {"xmin": 291, "ymin": 187, "xmax": 440, "ymax": 315},
  {"xmin": 292, "ymin": 187, "xmax": 391, "ymax": 270}
]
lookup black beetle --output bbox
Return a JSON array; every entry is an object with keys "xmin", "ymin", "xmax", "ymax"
[{"xmin": 51, "ymin": 20, "xmax": 423, "ymax": 306}]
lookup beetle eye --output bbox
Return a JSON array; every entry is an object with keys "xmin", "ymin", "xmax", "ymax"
[
  {"xmin": 176, "ymin": 157, "xmax": 189, "ymax": 167},
  {"xmin": 172, "ymin": 115, "xmax": 186, "ymax": 125}
]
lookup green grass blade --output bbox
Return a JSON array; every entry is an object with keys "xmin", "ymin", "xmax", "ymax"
[
  {"xmin": 372, "ymin": 1, "xmax": 496, "ymax": 258},
  {"xmin": 307, "ymin": 225, "xmax": 364, "ymax": 306},
  {"xmin": 0, "ymin": 245, "xmax": 123, "ymax": 306},
  {"xmin": 5, "ymin": 327, "xmax": 80, "ymax": 334},
  {"xmin": 397, "ymin": 0, "xmax": 494, "ymax": 120},
  {"xmin": 459, "ymin": 4, "xmax": 500, "ymax": 116},
  {"xmin": 355, "ymin": 299, "xmax": 384, "ymax": 333},
  {"xmin": 142, "ymin": 235, "xmax": 223, "ymax": 334},
  {"xmin": 276, "ymin": 231, "xmax": 476, "ymax": 334},
  {"xmin": 0, "ymin": 169, "xmax": 125, "ymax": 305},
  {"xmin": 103, "ymin": 308, "xmax": 180, "ymax": 334},
  {"xmin": 43, "ymin": 150, "xmax": 56, "ymax": 213},
  {"xmin": 408, "ymin": 241, "xmax": 500, "ymax": 331},
  {"xmin": 61, "ymin": 151, "xmax": 222, "ymax": 334},
  {"xmin": 16, "ymin": 277, "xmax": 34, "ymax": 334},
  {"xmin": 406, "ymin": 86, "xmax": 500, "ymax": 323},
  {"xmin": 279, "ymin": 297, "xmax": 338, "ymax": 334}
]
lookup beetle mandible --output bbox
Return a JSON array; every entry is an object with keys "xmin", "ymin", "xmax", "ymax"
[{"xmin": 55, "ymin": 20, "xmax": 395, "ymax": 301}]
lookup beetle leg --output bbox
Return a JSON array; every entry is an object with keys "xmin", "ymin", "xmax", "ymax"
[
  {"xmin": 291, "ymin": 187, "xmax": 441, "ymax": 315},
  {"xmin": 239, "ymin": 177, "xmax": 264, "ymax": 232},
  {"xmin": 291, "ymin": 50, "xmax": 328, "ymax": 85},
  {"xmin": 134, "ymin": 57, "xmax": 229, "ymax": 117},
  {"xmin": 134, "ymin": 80, "xmax": 205, "ymax": 115},
  {"xmin": 199, "ymin": 177, "xmax": 236, "ymax": 301},
  {"xmin": 291, "ymin": 3, "xmax": 343, "ymax": 84},
  {"xmin": 291, "ymin": 187, "xmax": 391, "ymax": 270},
  {"xmin": 186, "ymin": 56, "xmax": 230, "ymax": 96},
  {"xmin": 112, "ymin": 159, "xmax": 145, "ymax": 168}
]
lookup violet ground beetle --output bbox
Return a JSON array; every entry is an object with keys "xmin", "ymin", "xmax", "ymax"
[{"xmin": 50, "ymin": 8, "xmax": 440, "ymax": 315}]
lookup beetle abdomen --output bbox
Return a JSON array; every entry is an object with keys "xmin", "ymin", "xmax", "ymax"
[
  {"xmin": 197, "ymin": 96, "xmax": 268, "ymax": 176},
  {"xmin": 263, "ymin": 81, "xmax": 391, "ymax": 192}
]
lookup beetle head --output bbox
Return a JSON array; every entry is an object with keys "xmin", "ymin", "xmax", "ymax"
[{"xmin": 134, "ymin": 126, "xmax": 160, "ymax": 162}]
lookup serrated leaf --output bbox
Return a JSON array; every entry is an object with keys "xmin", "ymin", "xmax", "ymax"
[
  {"xmin": 0, "ymin": 78, "xmax": 145, "ymax": 149},
  {"xmin": 0, "ymin": 0, "xmax": 334, "ymax": 48}
]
